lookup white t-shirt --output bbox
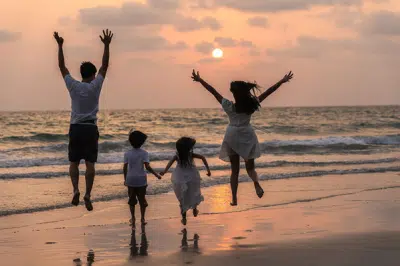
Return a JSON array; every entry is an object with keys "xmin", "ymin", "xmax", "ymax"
[
  {"xmin": 64, "ymin": 74, "xmax": 104, "ymax": 125},
  {"xmin": 124, "ymin": 148, "xmax": 150, "ymax": 187}
]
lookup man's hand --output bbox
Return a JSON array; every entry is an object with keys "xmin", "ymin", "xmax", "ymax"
[
  {"xmin": 53, "ymin": 32, "xmax": 64, "ymax": 46},
  {"xmin": 100, "ymin": 29, "xmax": 113, "ymax": 45}
]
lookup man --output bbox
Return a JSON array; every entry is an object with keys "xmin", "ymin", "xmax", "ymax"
[{"xmin": 54, "ymin": 29, "xmax": 113, "ymax": 211}]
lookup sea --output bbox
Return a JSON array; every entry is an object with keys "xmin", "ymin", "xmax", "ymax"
[{"xmin": 0, "ymin": 106, "xmax": 399, "ymax": 217}]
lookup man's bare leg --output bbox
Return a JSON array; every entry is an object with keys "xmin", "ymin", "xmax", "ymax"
[
  {"xmin": 84, "ymin": 161, "xmax": 95, "ymax": 211},
  {"xmin": 70, "ymin": 162, "xmax": 80, "ymax": 206}
]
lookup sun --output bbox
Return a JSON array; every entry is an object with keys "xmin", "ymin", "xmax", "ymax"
[{"xmin": 212, "ymin": 48, "xmax": 223, "ymax": 58}]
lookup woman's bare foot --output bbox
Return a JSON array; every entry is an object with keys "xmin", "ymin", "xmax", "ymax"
[
  {"xmin": 141, "ymin": 218, "xmax": 147, "ymax": 225},
  {"xmin": 255, "ymin": 183, "xmax": 264, "ymax": 198},
  {"xmin": 193, "ymin": 208, "xmax": 199, "ymax": 217},
  {"xmin": 230, "ymin": 198, "xmax": 238, "ymax": 206},
  {"xmin": 71, "ymin": 191, "xmax": 80, "ymax": 206},
  {"xmin": 83, "ymin": 196, "xmax": 93, "ymax": 211}
]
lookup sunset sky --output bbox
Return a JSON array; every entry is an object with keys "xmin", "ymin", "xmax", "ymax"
[{"xmin": 0, "ymin": 0, "xmax": 399, "ymax": 111}]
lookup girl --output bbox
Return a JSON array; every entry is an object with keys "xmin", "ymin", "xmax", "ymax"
[
  {"xmin": 160, "ymin": 137, "xmax": 211, "ymax": 225},
  {"xmin": 191, "ymin": 69, "xmax": 293, "ymax": 206}
]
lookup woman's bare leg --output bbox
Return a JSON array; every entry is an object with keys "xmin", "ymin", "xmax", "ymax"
[
  {"xmin": 229, "ymin": 154, "xmax": 240, "ymax": 206},
  {"xmin": 245, "ymin": 159, "xmax": 264, "ymax": 198}
]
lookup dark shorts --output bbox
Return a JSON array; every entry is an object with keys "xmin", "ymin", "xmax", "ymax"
[
  {"xmin": 68, "ymin": 124, "xmax": 99, "ymax": 163},
  {"xmin": 128, "ymin": 186, "xmax": 148, "ymax": 206}
]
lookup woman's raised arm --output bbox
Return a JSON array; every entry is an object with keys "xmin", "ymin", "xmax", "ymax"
[
  {"xmin": 258, "ymin": 71, "xmax": 293, "ymax": 103},
  {"xmin": 191, "ymin": 69, "xmax": 223, "ymax": 104}
]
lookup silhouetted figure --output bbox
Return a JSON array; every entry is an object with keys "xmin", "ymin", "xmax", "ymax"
[
  {"xmin": 123, "ymin": 130, "xmax": 161, "ymax": 228},
  {"xmin": 53, "ymin": 29, "xmax": 113, "ymax": 211},
  {"xmin": 160, "ymin": 137, "xmax": 211, "ymax": 226},
  {"xmin": 191, "ymin": 69, "xmax": 293, "ymax": 205}
]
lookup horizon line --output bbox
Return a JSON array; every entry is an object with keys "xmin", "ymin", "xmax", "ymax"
[{"xmin": 0, "ymin": 104, "xmax": 399, "ymax": 113}]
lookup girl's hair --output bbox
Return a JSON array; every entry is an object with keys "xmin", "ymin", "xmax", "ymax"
[
  {"xmin": 176, "ymin": 137, "xmax": 196, "ymax": 168},
  {"xmin": 129, "ymin": 130, "xmax": 148, "ymax": 148},
  {"xmin": 230, "ymin": 81, "xmax": 260, "ymax": 115}
]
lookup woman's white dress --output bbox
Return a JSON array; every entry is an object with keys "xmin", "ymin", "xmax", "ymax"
[
  {"xmin": 219, "ymin": 98, "xmax": 261, "ymax": 162},
  {"xmin": 172, "ymin": 157, "xmax": 204, "ymax": 213}
]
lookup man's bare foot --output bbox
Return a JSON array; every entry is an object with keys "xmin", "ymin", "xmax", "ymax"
[
  {"xmin": 84, "ymin": 196, "xmax": 93, "ymax": 211},
  {"xmin": 71, "ymin": 191, "xmax": 80, "ymax": 206},
  {"xmin": 141, "ymin": 218, "xmax": 147, "ymax": 225},
  {"xmin": 193, "ymin": 208, "xmax": 199, "ymax": 217}
]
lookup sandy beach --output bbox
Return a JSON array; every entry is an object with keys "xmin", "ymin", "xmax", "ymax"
[{"xmin": 1, "ymin": 172, "xmax": 400, "ymax": 266}]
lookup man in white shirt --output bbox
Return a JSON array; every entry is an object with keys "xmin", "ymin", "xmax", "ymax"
[{"xmin": 54, "ymin": 29, "xmax": 113, "ymax": 211}]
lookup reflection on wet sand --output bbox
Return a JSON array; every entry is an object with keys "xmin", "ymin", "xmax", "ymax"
[
  {"xmin": 73, "ymin": 249, "xmax": 95, "ymax": 266},
  {"xmin": 181, "ymin": 229, "xmax": 200, "ymax": 254},
  {"xmin": 130, "ymin": 224, "xmax": 148, "ymax": 258}
]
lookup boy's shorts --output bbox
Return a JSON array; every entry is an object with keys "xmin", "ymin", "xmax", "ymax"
[{"xmin": 128, "ymin": 186, "xmax": 148, "ymax": 206}]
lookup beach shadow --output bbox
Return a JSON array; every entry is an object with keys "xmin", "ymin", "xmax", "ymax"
[{"xmin": 129, "ymin": 224, "xmax": 148, "ymax": 259}]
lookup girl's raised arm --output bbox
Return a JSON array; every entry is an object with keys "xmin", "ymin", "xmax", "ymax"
[
  {"xmin": 258, "ymin": 71, "xmax": 293, "ymax": 103},
  {"xmin": 160, "ymin": 155, "xmax": 177, "ymax": 176},
  {"xmin": 191, "ymin": 69, "xmax": 223, "ymax": 104},
  {"xmin": 193, "ymin": 153, "xmax": 211, "ymax": 176}
]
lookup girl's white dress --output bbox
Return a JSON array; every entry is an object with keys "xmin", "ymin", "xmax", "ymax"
[
  {"xmin": 219, "ymin": 98, "xmax": 261, "ymax": 162},
  {"xmin": 172, "ymin": 156, "xmax": 204, "ymax": 213}
]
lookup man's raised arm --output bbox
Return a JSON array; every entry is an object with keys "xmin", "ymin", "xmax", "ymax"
[
  {"xmin": 98, "ymin": 29, "xmax": 113, "ymax": 78},
  {"xmin": 53, "ymin": 32, "xmax": 69, "ymax": 78}
]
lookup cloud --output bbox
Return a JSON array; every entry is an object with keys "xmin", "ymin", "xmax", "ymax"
[
  {"xmin": 193, "ymin": 0, "xmax": 362, "ymax": 13},
  {"xmin": 195, "ymin": 41, "xmax": 215, "ymax": 54},
  {"xmin": 147, "ymin": 0, "xmax": 181, "ymax": 9},
  {"xmin": 214, "ymin": 37, "xmax": 254, "ymax": 48},
  {"xmin": 197, "ymin": 57, "xmax": 223, "ymax": 64},
  {"xmin": 360, "ymin": 11, "xmax": 400, "ymax": 36},
  {"xmin": 0, "ymin": 30, "xmax": 21, "ymax": 43},
  {"xmin": 117, "ymin": 35, "xmax": 188, "ymax": 52},
  {"xmin": 201, "ymin": 16, "xmax": 222, "ymax": 30},
  {"xmin": 247, "ymin": 16, "xmax": 268, "ymax": 28},
  {"xmin": 267, "ymin": 35, "xmax": 400, "ymax": 59},
  {"xmin": 79, "ymin": 2, "xmax": 221, "ymax": 34},
  {"xmin": 79, "ymin": 2, "xmax": 175, "ymax": 27},
  {"xmin": 174, "ymin": 16, "xmax": 222, "ymax": 32}
]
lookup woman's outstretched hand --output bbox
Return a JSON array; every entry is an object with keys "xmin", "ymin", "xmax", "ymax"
[
  {"xmin": 191, "ymin": 69, "xmax": 202, "ymax": 82},
  {"xmin": 281, "ymin": 71, "xmax": 293, "ymax": 83}
]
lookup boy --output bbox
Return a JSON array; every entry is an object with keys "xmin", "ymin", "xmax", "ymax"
[{"xmin": 123, "ymin": 130, "xmax": 161, "ymax": 228}]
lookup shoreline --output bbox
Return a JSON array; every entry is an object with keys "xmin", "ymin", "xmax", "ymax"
[{"xmin": 1, "ymin": 172, "xmax": 400, "ymax": 265}]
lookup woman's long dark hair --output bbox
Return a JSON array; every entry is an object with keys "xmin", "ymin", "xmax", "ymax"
[
  {"xmin": 230, "ymin": 81, "xmax": 260, "ymax": 115},
  {"xmin": 176, "ymin": 137, "xmax": 196, "ymax": 168}
]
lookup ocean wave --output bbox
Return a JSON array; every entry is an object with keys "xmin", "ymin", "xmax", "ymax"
[
  {"xmin": 1, "ymin": 157, "xmax": 399, "ymax": 179},
  {"xmin": 2, "ymin": 134, "xmax": 400, "ymax": 154},
  {"xmin": 1, "ymin": 166, "xmax": 399, "ymax": 217},
  {"xmin": 0, "ymin": 133, "xmax": 120, "ymax": 143}
]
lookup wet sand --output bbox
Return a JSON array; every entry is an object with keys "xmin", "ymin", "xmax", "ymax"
[{"xmin": 1, "ymin": 173, "xmax": 400, "ymax": 266}]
